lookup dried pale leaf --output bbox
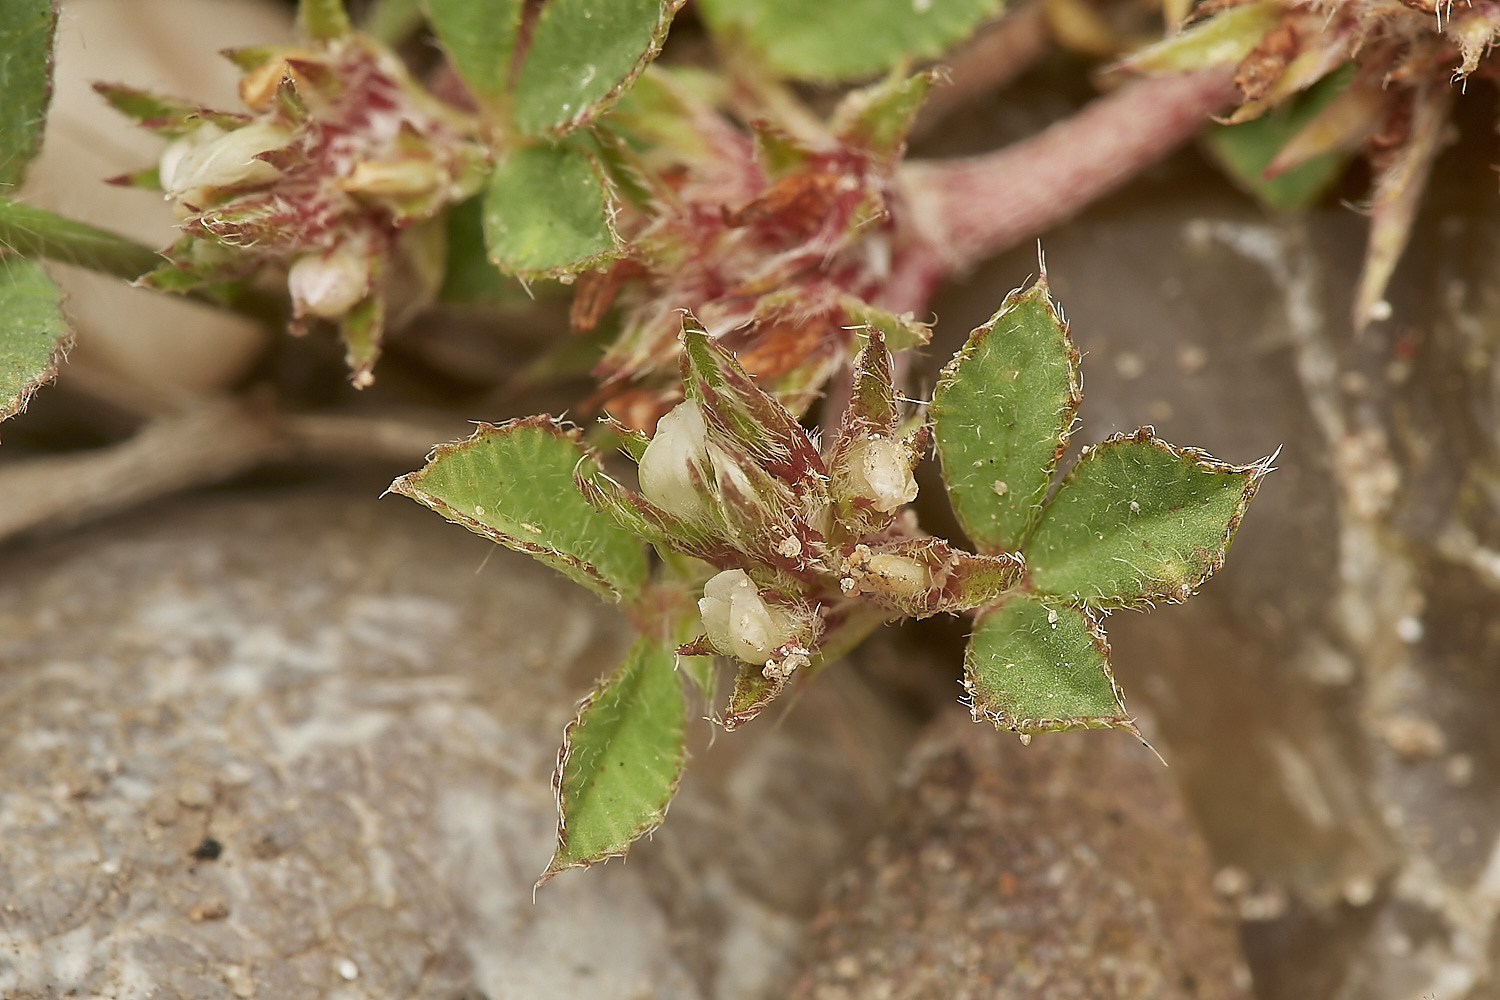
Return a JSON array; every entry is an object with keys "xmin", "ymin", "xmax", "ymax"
[{"xmin": 1354, "ymin": 82, "xmax": 1451, "ymax": 332}]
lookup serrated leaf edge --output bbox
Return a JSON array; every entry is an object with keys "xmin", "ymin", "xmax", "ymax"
[
  {"xmin": 933, "ymin": 276, "xmax": 1083, "ymax": 554},
  {"xmin": 489, "ymin": 144, "xmax": 627, "ymax": 281},
  {"xmin": 537, "ymin": 638, "xmax": 688, "ymax": 886},
  {"xmin": 1, "ymin": 327, "xmax": 73, "ymax": 426},
  {"xmin": 522, "ymin": 0, "xmax": 687, "ymax": 138},
  {"xmin": 1029, "ymin": 425, "xmax": 1276, "ymax": 609},
  {"xmin": 386, "ymin": 414, "xmax": 630, "ymax": 601},
  {"xmin": 962, "ymin": 603, "xmax": 1141, "ymax": 738}
]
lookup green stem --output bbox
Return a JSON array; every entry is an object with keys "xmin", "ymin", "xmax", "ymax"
[
  {"xmin": 0, "ymin": 197, "xmax": 162, "ymax": 281},
  {"xmin": 0, "ymin": 197, "xmax": 285, "ymax": 327}
]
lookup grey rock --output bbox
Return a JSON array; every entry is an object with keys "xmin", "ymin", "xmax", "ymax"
[
  {"xmin": 921, "ymin": 128, "xmax": 1500, "ymax": 997},
  {"xmin": 786, "ymin": 708, "xmax": 1252, "ymax": 1000},
  {"xmin": 0, "ymin": 482, "xmax": 917, "ymax": 999}
]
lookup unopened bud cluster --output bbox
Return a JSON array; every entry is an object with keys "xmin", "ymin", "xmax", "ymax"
[
  {"xmin": 115, "ymin": 32, "xmax": 487, "ymax": 384},
  {"xmin": 591, "ymin": 327, "xmax": 983, "ymax": 694}
]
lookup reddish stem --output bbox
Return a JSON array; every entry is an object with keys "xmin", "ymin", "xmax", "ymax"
[{"xmin": 896, "ymin": 67, "xmax": 1239, "ymax": 285}]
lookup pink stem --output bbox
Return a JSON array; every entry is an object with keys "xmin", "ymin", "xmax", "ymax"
[{"xmin": 897, "ymin": 67, "xmax": 1239, "ymax": 279}]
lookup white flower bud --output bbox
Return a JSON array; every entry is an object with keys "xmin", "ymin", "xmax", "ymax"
[
  {"xmin": 864, "ymin": 552, "xmax": 929, "ymax": 599},
  {"xmin": 851, "ymin": 435, "xmax": 917, "ymax": 512},
  {"xmin": 342, "ymin": 158, "xmax": 447, "ymax": 199},
  {"xmin": 638, "ymin": 401, "xmax": 711, "ymax": 522},
  {"xmin": 162, "ymin": 120, "xmax": 290, "ymax": 196},
  {"xmin": 288, "ymin": 241, "xmax": 370, "ymax": 319},
  {"xmin": 698, "ymin": 569, "xmax": 794, "ymax": 664}
]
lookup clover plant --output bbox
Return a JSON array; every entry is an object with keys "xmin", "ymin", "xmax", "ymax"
[
  {"xmin": 0, "ymin": 0, "xmax": 1275, "ymax": 885},
  {"xmin": 393, "ymin": 278, "xmax": 1270, "ymax": 882}
]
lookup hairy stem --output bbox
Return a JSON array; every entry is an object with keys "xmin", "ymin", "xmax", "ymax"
[
  {"xmin": 899, "ymin": 67, "xmax": 1238, "ymax": 276},
  {"xmin": 0, "ymin": 197, "xmax": 285, "ymax": 326},
  {"xmin": 0, "ymin": 197, "xmax": 162, "ymax": 281}
]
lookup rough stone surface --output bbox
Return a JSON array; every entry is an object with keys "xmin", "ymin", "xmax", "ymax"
[
  {"xmin": 0, "ymin": 480, "xmax": 918, "ymax": 999},
  {"xmin": 786, "ymin": 709, "xmax": 1251, "ymax": 1000},
  {"xmin": 917, "ymin": 89, "xmax": 1500, "ymax": 996}
]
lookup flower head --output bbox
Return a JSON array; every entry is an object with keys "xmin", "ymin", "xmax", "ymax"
[
  {"xmin": 101, "ymin": 30, "xmax": 487, "ymax": 385},
  {"xmin": 578, "ymin": 321, "xmax": 1022, "ymax": 724},
  {"xmin": 568, "ymin": 67, "xmax": 937, "ymax": 428}
]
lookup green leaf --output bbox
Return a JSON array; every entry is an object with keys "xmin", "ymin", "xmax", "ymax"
[
  {"xmin": 1025, "ymin": 429, "xmax": 1269, "ymax": 608},
  {"xmin": 831, "ymin": 69, "xmax": 936, "ymax": 164},
  {"xmin": 93, "ymin": 83, "xmax": 249, "ymax": 139},
  {"xmin": 298, "ymin": 0, "xmax": 354, "ymax": 40},
  {"xmin": 698, "ymin": 0, "xmax": 1002, "ymax": 83},
  {"xmin": 512, "ymin": 0, "xmax": 678, "ymax": 136},
  {"xmin": 540, "ymin": 633, "xmax": 687, "ymax": 884},
  {"xmin": 339, "ymin": 293, "xmax": 385, "ymax": 389},
  {"xmin": 1, "ymin": 257, "xmax": 72, "ymax": 425},
  {"xmin": 1115, "ymin": 1, "xmax": 1280, "ymax": 73},
  {"xmin": 0, "ymin": 197, "xmax": 164, "ymax": 280},
  {"xmin": 483, "ymin": 143, "xmax": 624, "ymax": 279},
  {"xmin": 389, "ymin": 416, "xmax": 650, "ymax": 602},
  {"xmin": 423, "ymin": 0, "xmax": 520, "ymax": 102},
  {"xmin": 721, "ymin": 660, "xmax": 786, "ymax": 732},
  {"xmin": 839, "ymin": 296, "xmax": 931, "ymax": 351},
  {"xmin": 930, "ymin": 279, "xmax": 1081, "ymax": 554},
  {"xmin": 439, "ymin": 195, "xmax": 528, "ymax": 304},
  {"xmin": 0, "ymin": 0, "xmax": 58, "ymax": 190},
  {"xmin": 1204, "ymin": 64, "xmax": 1354, "ymax": 212},
  {"xmin": 964, "ymin": 596, "xmax": 1134, "ymax": 734}
]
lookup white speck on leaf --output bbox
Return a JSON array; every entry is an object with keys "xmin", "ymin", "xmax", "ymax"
[{"xmin": 580, "ymin": 64, "xmax": 597, "ymax": 88}]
